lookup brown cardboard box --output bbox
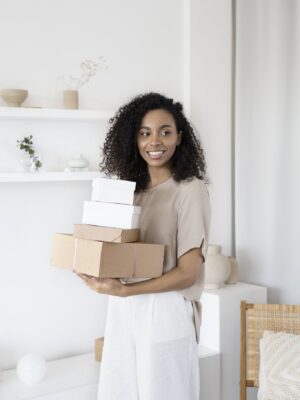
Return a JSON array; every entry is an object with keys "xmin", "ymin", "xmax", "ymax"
[
  {"xmin": 74, "ymin": 224, "xmax": 140, "ymax": 243},
  {"xmin": 95, "ymin": 337, "xmax": 104, "ymax": 362},
  {"xmin": 51, "ymin": 233, "xmax": 164, "ymax": 278}
]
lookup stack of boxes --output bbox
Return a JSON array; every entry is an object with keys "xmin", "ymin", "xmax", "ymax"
[
  {"xmin": 51, "ymin": 177, "xmax": 165, "ymax": 281},
  {"xmin": 51, "ymin": 178, "xmax": 165, "ymax": 362}
]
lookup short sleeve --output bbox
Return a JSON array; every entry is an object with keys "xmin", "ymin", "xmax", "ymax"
[{"xmin": 177, "ymin": 179, "xmax": 211, "ymax": 260}]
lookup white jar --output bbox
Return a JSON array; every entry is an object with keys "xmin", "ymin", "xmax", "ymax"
[
  {"xmin": 204, "ymin": 245, "xmax": 231, "ymax": 289},
  {"xmin": 68, "ymin": 154, "xmax": 89, "ymax": 168},
  {"xmin": 226, "ymin": 256, "xmax": 239, "ymax": 284}
]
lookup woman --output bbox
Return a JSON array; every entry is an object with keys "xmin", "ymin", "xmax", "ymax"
[{"xmin": 78, "ymin": 92, "xmax": 211, "ymax": 400}]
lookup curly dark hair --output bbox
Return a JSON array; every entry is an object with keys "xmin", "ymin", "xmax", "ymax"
[{"xmin": 100, "ymin": 92, "xmax": 208, "ymax": 191}]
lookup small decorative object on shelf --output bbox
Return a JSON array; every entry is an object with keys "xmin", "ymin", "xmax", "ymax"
[
  {"xmin": 64, "ymin": 154, "xmax": 89, "ymax": 172},
  {"xmin": 225, "ymin": 256, "xmax": 239, "ymax": 284},
  {"xmin": 17, "ymin": 135, "xmax": 42, "ymax": 172},
  {"xmin": 204, "ymin": 244, "xmax": 231, "ymax": 290},
  {"xmin": 0, "ymin": 89, "xmax": 28, "ymax": 107},
  {"xmin": 63, "ymin": 90, "xmax": 79, "ymax": 110},
  {"xmin": 59, "ymin": 56, "xmax": 108, "ymax": 109},
  {"xmin": 16, "ymin": 353, "xmax": 47, "ymax": 386}
]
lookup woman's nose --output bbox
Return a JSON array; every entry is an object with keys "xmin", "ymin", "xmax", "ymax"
[{"xmin": 149, "ymin": 133, "xmax": 162, "ymax": 145}]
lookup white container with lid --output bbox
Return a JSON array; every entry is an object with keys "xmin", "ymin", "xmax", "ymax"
[{"xmin": 91, "ymin": 178, "xmax": 136, "ymax": 205}]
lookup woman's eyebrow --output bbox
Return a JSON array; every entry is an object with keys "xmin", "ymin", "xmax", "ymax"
[
  {"xmin": 159, "ymin": 124, "xmax": 172, "ymax": 129},
  {"xmin": 139, "ymin": 124, "xmax": 173, "ymax": 129},
  {"xmin": 139, "ymin": 126, "xmax": 150, "ymax": 130}
]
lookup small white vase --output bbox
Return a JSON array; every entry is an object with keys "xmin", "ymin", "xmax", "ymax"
[
  {"xmin": 29, "ymin": 153, "xmax": 42, "ymax": 172},
  {"xmin": 19, "ymin": 154, "xmax": 42, "ymax": 172},
  {"xmin": 19, "ymin": 155, "xmax": 32, "ymax": 172},
  {"xmin": 204, "ymin": 245, "xmax": 231, "ymax": 290},
  {"xmin": 226, "ymin": 256, "xmax": 239, "ymax": 284}
]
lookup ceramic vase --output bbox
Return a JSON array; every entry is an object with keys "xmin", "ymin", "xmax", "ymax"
[
  {"xmin": 19, "ymin": 154, "xmax": 42, "ymax": 172},
  {"xmin": 204, "ymin": 245, "xmax": 231, "ymax": 289},
  {"xmin": 19, "ymin": 155, "xmax": 32, "ymax": 172},
  {"xmin": 63, "ymin": 90, "xmax": 78, "ymax": 109},
  {"xmin": 225, "ymin": 256, "xmax": 239, "ymax": 284},
  {"xmin": 30, "ymin": 153, "xmax": 42, "ymax": 172}
]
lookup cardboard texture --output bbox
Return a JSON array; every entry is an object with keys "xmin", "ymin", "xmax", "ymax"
[
  {"xmin": 51, "ymin": 234, "xmax": 164, "ymax": 278},
  {"xmin": 92, "ymin": 178, "xmax": 136, "ymax": 205},
  {"xmin": 82, "ymin": 201, "xmax": 141, "ymax": 229},
  {"xmin": 95, "ymin": 337, "xmax": 104, "ymax": 362},
  {"xmin": 74, "ymin": 224, "xmax": 140, "ymax": 243}
]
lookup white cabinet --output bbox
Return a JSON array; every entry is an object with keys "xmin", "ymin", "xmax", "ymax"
[
  {"xmin": 199, "ymin": 346, "xmax": 221, "ymax": 400},
  {"xmin": 0, "ymin": 353, "xmax": 99, "ymax": 400},
  {"xmin": 200, "ymin": 282, "xmax": 267, "ymax": 400},
  {"xmin": 0, "ymin": 349, "xmax": 221, "ymax": 400}
]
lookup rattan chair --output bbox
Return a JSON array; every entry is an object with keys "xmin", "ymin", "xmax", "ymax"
[{"xmin": 240, "ymin": 301, "xmax": 300, "ymax": 400}]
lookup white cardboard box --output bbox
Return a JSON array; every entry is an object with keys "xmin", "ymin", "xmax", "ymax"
[
  {"xmin": 91, "ymin": 178, "xmax": 136, "ymax": 205},
  {"xmin": 82, "ymin": 201, "xmax": 141, "ymax": 229}
]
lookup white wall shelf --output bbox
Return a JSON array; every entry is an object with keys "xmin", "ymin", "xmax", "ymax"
[
  {"xmin": 0, "ymin": 107, "xmax": 113, "ymax": 121},
  {"xmin": 0, "ymin": 171, "xmax": 103, "ymax": 183}
]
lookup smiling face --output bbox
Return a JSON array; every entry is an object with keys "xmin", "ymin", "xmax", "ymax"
[{"xmin": 136, "ymin": 109, "xmax": 182, "ymax": 171}]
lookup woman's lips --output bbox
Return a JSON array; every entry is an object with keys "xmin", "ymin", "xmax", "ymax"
[{"xmin": 146, "ymin": 150, "xmax": 166, "ymax": 159}]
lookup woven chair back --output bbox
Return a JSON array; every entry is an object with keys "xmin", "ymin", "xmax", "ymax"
[{"xmin": 240, "ymin": 302, "xmax": 300, "ymax": 400}]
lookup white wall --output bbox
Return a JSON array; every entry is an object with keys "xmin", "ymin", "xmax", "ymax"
[
  {"xmin": 235, "ymin": 0, "xmax": 300, "ymax": 305},
  {"xmin": 1, "ymin": 0, "xmax": 235, "ymax": 372},
  {"xmin": 190, "ymin": 0, "xmax": 233, "ymax": 256},
  {"xmin": 0, "ymin": 0, "xmax": 184, "ymax": 111},
  {"xmin": 0, "ymin": 0, "xmax": 185, "ymax": 370}
]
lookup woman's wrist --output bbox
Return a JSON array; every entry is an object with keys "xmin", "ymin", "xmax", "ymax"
[{"xmin": 119, "ymin": 282, "xmax": 130, "ymax": 297}]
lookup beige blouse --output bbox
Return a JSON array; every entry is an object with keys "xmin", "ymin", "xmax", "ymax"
[{"xmin": 133, "ymin": 176, "xmax": 211, "ymax": 342}]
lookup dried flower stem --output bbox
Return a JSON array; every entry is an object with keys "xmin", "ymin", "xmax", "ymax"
[{"xmin": 59, "ymin": 56, "xmax": 108, "ymax": 90}]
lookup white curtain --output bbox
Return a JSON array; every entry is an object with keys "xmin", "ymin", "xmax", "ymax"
[{"xmin": 235, "ymin": 0, "xmax": 300, "ymax": 303}]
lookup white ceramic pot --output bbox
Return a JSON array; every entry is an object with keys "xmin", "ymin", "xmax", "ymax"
[
  {"xmin": 68, "ymin": 154, "xmax": 89, "ymax": 168},
  {"xmin": 226, "ymin": 256, "xmax": 239, "ymax": 284},
  {"xmin": 204, "ymin": 245, "xmax": 231, "ymax": 290}
]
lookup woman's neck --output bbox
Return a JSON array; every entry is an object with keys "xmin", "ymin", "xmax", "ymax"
[{"xmin": 147, "ymin": 166, "xmax": 172, "ymax": 189}]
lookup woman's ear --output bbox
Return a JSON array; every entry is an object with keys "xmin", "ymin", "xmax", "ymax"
[{"xmin": 177, "ymin": 131, "xmax": 182, "ymax": 146}]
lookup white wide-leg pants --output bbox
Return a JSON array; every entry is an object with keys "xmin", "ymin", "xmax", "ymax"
[{"xmin": 97, "ymin": 291, "xmax": 200, "ymax": 400}]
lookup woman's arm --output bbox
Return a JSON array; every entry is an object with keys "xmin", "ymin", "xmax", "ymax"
[
  {"xmin": 124, "ymin": 247, "xmax": 203, "ymax": 296},
  {"xmin": 77, "ymin": 247, "xmax": 203, "ymax": 297}
]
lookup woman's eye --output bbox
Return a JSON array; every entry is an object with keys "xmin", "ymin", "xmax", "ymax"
[
  {"xmin": 140, "ymin": 131, "xmax": 149, "ymax": 136},
  {"xmin": 160, "ymin": 130, "xmax": 170, "ymax": 136}
]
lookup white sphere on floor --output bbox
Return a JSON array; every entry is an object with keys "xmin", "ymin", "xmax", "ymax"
[{"xmin": 16, "ymin": 354, "xmax": 46, "ymax": 386}]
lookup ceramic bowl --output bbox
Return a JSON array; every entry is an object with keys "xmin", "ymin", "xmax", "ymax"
[{"xmin": 0, "ymin": 89, "xmax": 28, "ymax": 107}]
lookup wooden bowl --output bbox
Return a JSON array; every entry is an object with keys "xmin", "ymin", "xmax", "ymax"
[{"xmin": 0, "ymin": 89, "xmax": 28, "ymax": 107}]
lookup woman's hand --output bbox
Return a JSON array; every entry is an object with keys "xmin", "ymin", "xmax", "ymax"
[{"xmin": 77, "ymin": 273, "xmax": 127, "ymax": 297}]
